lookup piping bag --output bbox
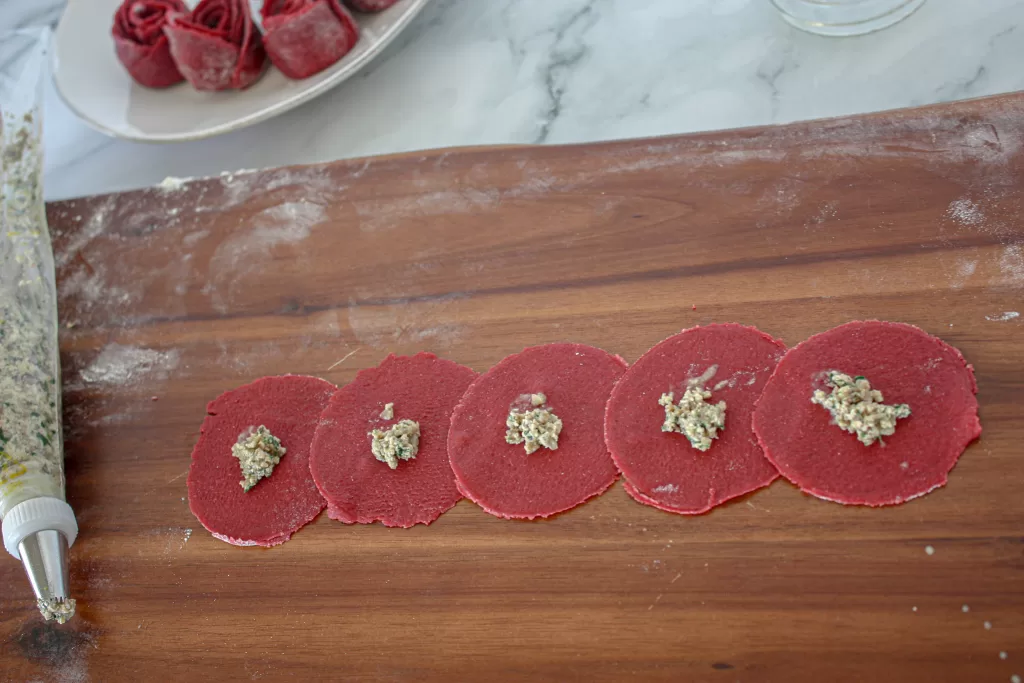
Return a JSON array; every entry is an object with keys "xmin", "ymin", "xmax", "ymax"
[{"xmin": 0, "ymin": 28, "xmax": 79, "ymax": 623}]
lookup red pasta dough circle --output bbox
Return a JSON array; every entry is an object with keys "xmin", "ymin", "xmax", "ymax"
[
  {"xmin": 448, "ymin": 343, "xmax": 628, "ymax": 520},
  {"xmin": 310, "ymin": 353, "xmax": 477, "ymax": 528},
  {"xmin": 187, "ymin": 375, "xmax": 335, "ymax": 546},
  {"xmin": 753, "ymin": 320, "xmax": 981, "ymax": 506},
  {"xmin": 606, "ymin": 324, "xmax": 785, "ymax": 515}
]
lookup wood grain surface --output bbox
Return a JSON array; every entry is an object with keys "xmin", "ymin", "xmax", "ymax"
[{"xmin": 2, "ymin": 92, "xmax": 1023, "ymax": 682}]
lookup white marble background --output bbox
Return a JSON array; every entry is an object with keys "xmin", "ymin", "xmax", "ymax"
[{"xmin": 2, "ymin": 0, "xmax": 1024, "ymax": 200}]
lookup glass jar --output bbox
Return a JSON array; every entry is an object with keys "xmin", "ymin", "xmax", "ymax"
[{"xmin": 771, "ymin": 0, "xmax": 927, "ymax": 36}]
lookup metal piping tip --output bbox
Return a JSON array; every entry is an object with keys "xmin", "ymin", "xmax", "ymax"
[{"xmin": 18, "ymin": 529, "xmax": 75, "ymax": 623}]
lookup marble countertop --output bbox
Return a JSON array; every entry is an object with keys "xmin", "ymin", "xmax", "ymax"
[{"xmin": 4, "ymin": 0, "xmax": 1024, "ymax": 201}]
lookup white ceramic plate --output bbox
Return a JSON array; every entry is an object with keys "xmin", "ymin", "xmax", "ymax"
[{"xmin": 52, "ymin": 0, "xmax": 430, "ymax": 142}]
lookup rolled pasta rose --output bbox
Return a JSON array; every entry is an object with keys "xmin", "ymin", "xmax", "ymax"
[
  {"xmin": 112, "ymin": 0, "xmax": 188, "ymax": 88},
  {"xmin": 261, "ymin": 0, "xmax": 360, "ymax": 79},
  {"xmin": 163, "ymin": 0, "xmax": 267, "ymax": 91}
]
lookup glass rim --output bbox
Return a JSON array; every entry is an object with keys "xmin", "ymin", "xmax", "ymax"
[{"xmin": 771, "ymin": 0, "xmax": 925, "ymax": 27}]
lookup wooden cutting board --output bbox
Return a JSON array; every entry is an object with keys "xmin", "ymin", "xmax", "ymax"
[{"xmin": 3, "ymin": 92, "xmax": 1023, "ymax": 682}]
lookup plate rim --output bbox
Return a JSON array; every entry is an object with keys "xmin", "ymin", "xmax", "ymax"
[{"xmin": 52, "ymin": 0, "xmax": 431, "ymax": 144}]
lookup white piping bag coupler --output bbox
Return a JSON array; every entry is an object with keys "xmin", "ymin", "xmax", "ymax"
[{"xmin": 0, "ymin": 28, "xmax": 78, "ymax": 623}]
